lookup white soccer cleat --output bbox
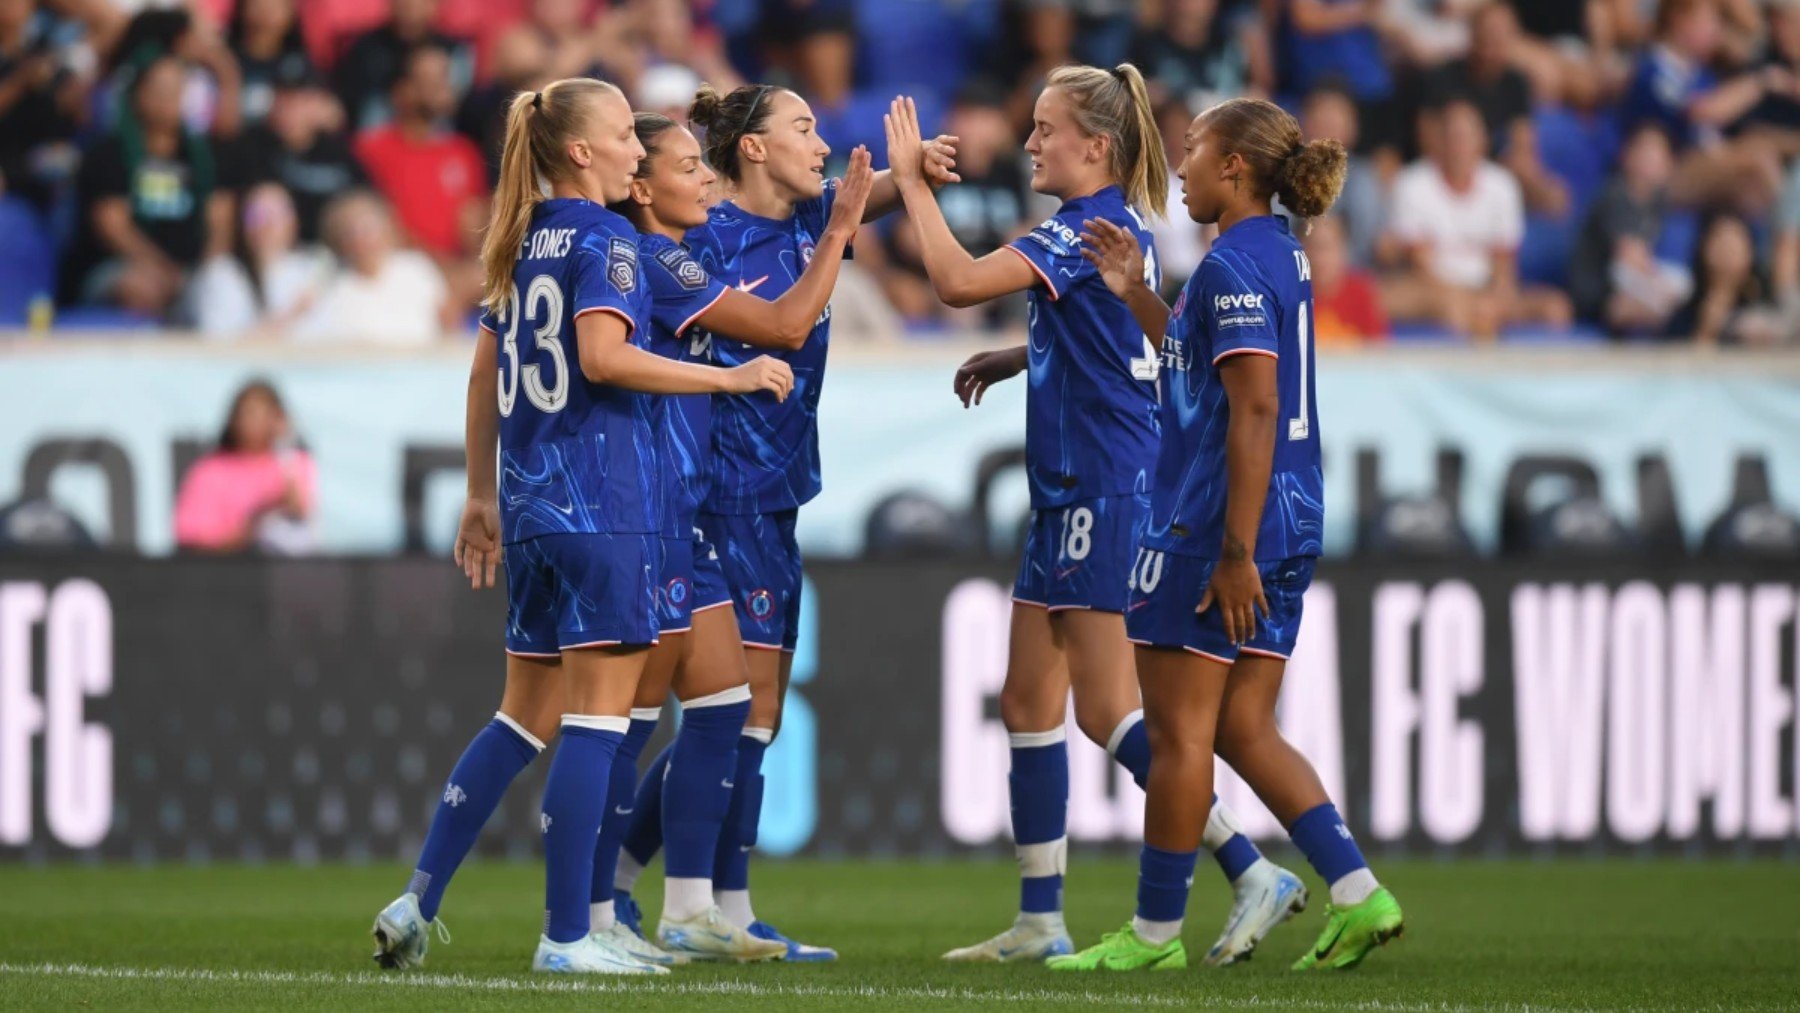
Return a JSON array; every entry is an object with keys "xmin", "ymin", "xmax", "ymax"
[
  {"xmin": 657, "ymin": 907, "xmax": 788, "ymax": 963},
  {"xmin": 941, "ymin": 913, "xmax": 1074, "ymax": 963},
  {"xmin": 371, "ymin": 893, "xmax": 446, "ymax": 970},
  {"xmin": 597, "ymin": 921, "xmax": 690, "ymax": 967},
  {"xmin": 532, "ymin": 933, "xmax": 670, "ymax": 975},
  {"xmin": 1203, "ymin": 861, "xmax": 1309, "ymax": 966}
]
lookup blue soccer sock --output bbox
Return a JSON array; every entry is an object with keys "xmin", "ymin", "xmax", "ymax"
[
  {"xmin": 541, "ymin": 716, "xmax": 627, "ymax": 943},
  {"xmin": 1206, "ymin": 797, "xmax": 1264, "ymax": 883},
  {"xmin": 406, "ymin": 713, "xmax": 543, "ymax": 922},
  {"xmin": 589, "ymin": 707, "xmax": 660, "ymax": 928},
  {"xmin": 713, "ymin": 726, "xmax": 770, "ymax": 928},
  {"xmin": 1133, "ymin": 844, "xmax": 1199, "ymax": 946},
  {"xmin": 1105, "ymin": 710, "xmax": 1152, "ymax": 788},
  {"xmin": 616, "ymin": 743, "xmax": 673, "ymax": 896},
  {"xmin": 663, "ymin": 684, "xmax": 751, "ymax": 920},
  {"xmin": 1009, "ymin": 728, "xmax": 1069, "ymax": 917},
  {"xmin": 1289, "ymin": 802, "xmax": 1379, "ymax": 907}
]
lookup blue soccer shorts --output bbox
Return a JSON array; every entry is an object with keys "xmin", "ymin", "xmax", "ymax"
[
  {"xmin": 1012, "ymin": 493, "xmax": 1150, "ymax": 614},
  {"xmin": 697, "ymin": 509, "xmax": 802, "ymax": 652},
  {"xmin": 503, "ymin": 532, "xmax": 659, "ymax": 655},
  {"xmin": 1125, "ymin": 552, "xmax": 1315, "ymax": 663},
  {"xmin": 657, "ymin": 529, "xmax": 737, "ymax": 634}
]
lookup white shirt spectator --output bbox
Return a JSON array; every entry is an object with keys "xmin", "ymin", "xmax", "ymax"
[
  {"xmin": 1389, "ymin": 160, "xmax": 1523, "ymax": 289},
  {"xmin": 189, "ymin": 250, "xmax": 333, "ymax": 337},
  {"xmin": 294, "ymin": 250, "xmax": 447, "ymax": 346}
]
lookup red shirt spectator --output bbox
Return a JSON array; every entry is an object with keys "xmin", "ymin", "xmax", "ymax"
[
  {"xmin": 1303, "ymin": 214, "xmax": 1389, "ymax": 345},
  {"xmin": 352, "ymin": 43, "xmax": 485, "ymax": 257}
]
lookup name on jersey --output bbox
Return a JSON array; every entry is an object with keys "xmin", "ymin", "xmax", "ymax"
[{"xmin": 522, "ymin": 227, "xmax": 576, "ymax": 261}]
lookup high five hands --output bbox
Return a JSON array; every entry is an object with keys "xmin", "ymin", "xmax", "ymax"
[{"xmin": 885, "ymin": 96, "xmax": 961, "ymax": 189}]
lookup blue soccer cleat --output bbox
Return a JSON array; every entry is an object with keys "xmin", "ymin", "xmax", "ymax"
[{"xmin": 749, "ymin": 920, "xmax": 838, "ymax": 962}]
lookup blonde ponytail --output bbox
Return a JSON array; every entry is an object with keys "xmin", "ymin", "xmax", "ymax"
[
  {"xmin": 479, "ymin": 78, "xmax": 623, "ymax": 309},
  {"xmin": 1044, "ymin": 63, "xmax": 1168, "ymax": 217}
]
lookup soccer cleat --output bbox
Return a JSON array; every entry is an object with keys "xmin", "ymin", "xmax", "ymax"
[
  {"xmin": 657, "ymin": 907, "xmax": 788, "ymax": 963},
  {"xmin": 532, "ymin": 933, "xmax": 670, "ymax": 975},
  {"xmin": 941, "ymin": 914, "xmax": 1074, "ymax": 962},
  {"xmin": 615, "ymin": 891, "xmax": 646, "ymax": 939},
  {"xmin": 749, "ymin": 920, "xmax": 838, "ymax": 962},
  {"xmin": 371, "ymin": 893, "xmax": 448, "ymax": 970},
  {"xmin": 1291, "ymin": 887, "xmax": 1405, "ymax": 971},
  {"xmin": 1204, "ymin": 862, "xmax": 1309, "ymax": 966},
  {"xmin": 598, "ymin": 921, "xmax": 690, "ymax": 967},
  {"xmin": 1046, "ymin": 923, "xmax": 1187, "ymax": 972}
]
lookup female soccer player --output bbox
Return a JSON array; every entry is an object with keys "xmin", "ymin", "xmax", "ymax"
[
  {"xmin": 585, "ymin": 113, "xmax": 875, "ymax": 965},
  {"xmin": 646, "ymin": 82, "xmax": 955, "ymax": 961},
  {"xmin": 1046, "ymin": 97, "xmax": 1404, "ymax": 972},
  {"xmin": 369, "ymin": 77, "xmax": 792, "ymax": 976},
  {"xmin": 885, "ymin": 74, "xmax": 1304, "ymax": 966}
]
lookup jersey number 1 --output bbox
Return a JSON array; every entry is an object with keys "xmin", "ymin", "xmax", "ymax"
[{"xmin": 1288, "ymin": 302, "xmax": 1311, "ymax": 441}]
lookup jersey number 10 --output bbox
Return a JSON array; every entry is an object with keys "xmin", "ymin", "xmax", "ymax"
[{"xmin": 496, "ymin": 275, "xmax": 571, "ymax": 417}]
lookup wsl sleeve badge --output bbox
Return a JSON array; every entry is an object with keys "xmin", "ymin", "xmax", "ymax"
[
  {"xmin": 655, "ymin": 244, "xmax": 709, "ymax": 291},
  {"xmin": 607, "ymin": 236, "xmax": 639, "ymax": 294}
]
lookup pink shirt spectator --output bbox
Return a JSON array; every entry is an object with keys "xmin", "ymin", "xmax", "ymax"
[{"xmin": 174, "ymin": 450, "xmax": 317, "ymax": 552}]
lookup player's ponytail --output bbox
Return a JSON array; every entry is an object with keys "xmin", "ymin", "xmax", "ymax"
[
  {"xmin": 689, "ymin": 82, "xmax": 778, "ymax": 182},
  {"xmin": 1198, "ymin": 97, "xmax": 1346, "ymax": 231},
  {"xmin": 480, "ymin": 77, "xmax": 623, "ymax": 309},
  {"xmin": 1044, "ymin": 63, "xmax": 1169, "ymax": 217}
]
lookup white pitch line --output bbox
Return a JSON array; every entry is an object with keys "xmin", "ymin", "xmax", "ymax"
[{"xmin": 0, "ymin": 961, "xmax": 1568, "ymax": 1012}]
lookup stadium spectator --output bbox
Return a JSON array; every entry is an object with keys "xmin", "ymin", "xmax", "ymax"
[
  {"xmin": 104, "ymin": 8, "xmax": 243, "ymax": 138},
  {"xmin": 1773, "ymin": 158, "xmax": 1800, "ymax": 320},
  {"xmin": 1304, "ymin": 213, "xmax": 1388, "ymax": 343},
  {"xmin": 455, "ymin": 22, "xmax": 553, "ymax": 185},
  {"xmin": 1423, "ymin": 3, "xmax": 1569, "ymax": 215},
  {"xmin": 188, "ymin": 181, "xmax": 330, "ymax": 337},
  {"xmin": 1130, "ymin": 0, "xmax": 1268, "ymax": 110},
  {"xmin": 1569, "ymin": 123, "xmax": 1694, "ymax": 335},
  {"xmin": 1298, "ymin": 83, "xmax": 1385, "ymax": 267},
  {"xmin": 1381, "ymin": 99, "xmax": 1571, "ymax": 339},
  {"xmin": 353, "ymin": 42, "xmax": 487, "ymax": 262},
  {"xmin": 1620, "ymin": 0, "xmax": 1786, "ymax": 213},
  {"xmin": 1384, "ymin": 0, "xmax": 1481, "ymax": 66},
  {"xmin": 620, "ymin": 0, "xmax": 742, "ymax": 94},
  {"xmin": 298, "ymin": 189, "xmax": 448, "ymax": 345},
  {"xmin": 65, "ymin": 53, "xmax": 234, "ymax": 319},
  {"xmin": 335, "ymin": 0, "xmax": 472, "ymax": 132},
  {"xmin": 226, "ymin": 0, "xmax": 312, "ymax": 131},
  {"xmin": 0, "ymin": 0, "xmax": 86, "ymax": 214},
  {"xmin": 1734, "ymin": 0, "xmax": 1800, "ymax": 155},
  {"xmin": 1151, "ymin": 95, "xmax": 1208, "ymax": 295},
  {"xmin": 491, "ymin": 0, "xmax": 606, "ymax": 85},
  {"xmin": 236, "ymin": 74, "xmax": 364, "ymax": 244},
  {"xmin": 1278, "ymin": 0, "xmax": 1398, "ymax": 154},
  {"xmin": 1668, "ymin": 213, "xmax": 1786, "ymax": 343},
  {"xmin": 173, "ymin": 378, "xmax": 316, "ymax": 555}
]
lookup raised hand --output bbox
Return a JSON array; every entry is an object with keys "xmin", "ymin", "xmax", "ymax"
[
  {"xmin": 953, "ymin": 346, "xmax": 1027, "ymax": 408},
  {"xmin": 453, "ymin": 497, "xmax": 502, "ymax": 589},
  {"xmin": 884, "ymin": 95, "xmax": 925, "ymax": 187},
  {"xmin": 828, "ymin": 145, "xmax": 876, "ymax": 236},
  {"xmin": 922, "ymin": 130, "xmax": 960, "ymax": 187},
  {"xmin": 727, "ymin": 355, "xmax": 795, "ymax": 401},
  {"xmin": 1080, "ymin": 217, "xmax": 1146, "ymax": 300}
]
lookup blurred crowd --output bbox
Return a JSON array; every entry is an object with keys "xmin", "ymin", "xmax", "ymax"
[{"xmin": 3, "ymin": 0, "xmax": 1800, "ymax": 344}]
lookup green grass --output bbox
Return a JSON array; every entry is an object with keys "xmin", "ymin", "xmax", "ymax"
[{"xmin": 1, "ymin": 857, "xmax": 1795, "ymax": 1010}]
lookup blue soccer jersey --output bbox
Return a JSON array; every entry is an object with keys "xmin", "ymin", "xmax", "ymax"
[
  {"xmin": 1145, "ymin": 214, "xmax": 1323, "ymax": 561},
  {"xmin": 478, "ymin": 198, "xmax": 659, "ymax": 543},
  {"xmin": 685, "ymin": 180, "xmax": 843, "ymax": 515},
  {"xmin": 1003, "ymin": 185, "xmax": 1162, "ymax": 510},
  {"xmin": 639, "ymin": 232, "xmax": 731, "ymax": 535}
]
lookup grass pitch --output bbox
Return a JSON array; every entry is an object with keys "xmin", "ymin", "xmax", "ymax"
[{"xmin": 1, "ymin": 857, "xmax": 1795, "ymax": 1010}]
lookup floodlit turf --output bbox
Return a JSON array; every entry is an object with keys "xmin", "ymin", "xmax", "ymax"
[{"xmin": 1, "ymin": 857, "xmax": 1795, "ymax": 1010}]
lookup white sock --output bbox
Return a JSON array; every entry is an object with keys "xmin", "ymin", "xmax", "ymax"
[
  {"xmin": 1201, "ymin": 798, "xmax": 1246, "ymax": 853},
  {"xmin": 1231, "ymin": 856, "xmax": 1273, "ymax": 890},
  {"xmin": 614, "ymin": 852, "xmax": 645, "ymax": 894},
  {"xmin": 716, "ymin": 888, "xmax": 756, "ymax": 929},
  {"xmin": 1329, "ymin": 868, "xmax": 1379, "ymax": 907},
  {"xmin": 590, "ymin": 899, "xmax": 615, "ymax": 932},
  {"xmin": 1131, "ymin": 915, "xmax": 1183, "ymax": 946},
  {"xmin": 1018, "ymin": 910, "xmax": 1065, "ymax": 929},
  {"xmin": 664, "ymin": 877, "xmax": 713, "ymax": 922}
]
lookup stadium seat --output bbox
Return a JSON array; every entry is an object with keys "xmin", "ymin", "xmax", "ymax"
[
  {"xmin": 862, "ymin": 489, "xmax": 977, "ymax": 558},
  {"xmin": 1702, "ymin": 455, "xmax": 1800, "ymax": 559},
  {"xmin": 0, "ymin": 497, "xmax": 96, "ymax": 551},
  {"xmin": 1355, "ymin": 448, "xmax": 1477, "ymax": 558},
  {"xmin": 51, "ymin": 305, "xmax": 164, "ymax": 331},
  {"xmin": 1499, "ymin": 455, "xmax": 1637, "ymax": 557},
  {"xmin": 0, "ymin": 197, "xmax": 56, "ymax": 327}
]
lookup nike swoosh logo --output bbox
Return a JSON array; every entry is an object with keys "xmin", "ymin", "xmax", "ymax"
[
  {"xmin": 1314, "ymin": 922, "xmax": 1345, "ymax": 961},
  {"xmin": 737, "ymin": 276, "xmax": 769, "ymax": 295},
  {"xmin": 613, "ymin": 806, "xmax": 633, "ymax": 816},
  {"xmin": 707, "ymin": 931, "xmax": 735, "ymax": 943},
  {"xmin": 996, "ymin": 945, "xmax": 1024, "ymax": 958}
]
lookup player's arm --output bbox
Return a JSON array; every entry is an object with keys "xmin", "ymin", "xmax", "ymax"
[
  {"xmin": 1080, "ymin": 217, "xmax": 1171, "ymax": 345},
  {"xmin": 575, "ymin": 309, "xmax": 793, "ymax": 399},
  {"xmin": 862, "ymin": 130, "xmax": 961, "ymax": 222},
  {"xmin": 457, "ymin": 329, "xmax": 501, "ymax": 588},
  {"xmin": 1207, "ymin": 353, "xmax": 1280, "ymax": 645},
  {"xmin": 885, "ymin": 96, "xmax": 1036, "ymax": 307},
  {"xmin": 700, "ymin": 147, "xmax": 876, "ymax": 349}
]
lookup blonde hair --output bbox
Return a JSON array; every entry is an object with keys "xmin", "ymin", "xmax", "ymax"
[
  {"xmin": 480, "ymin": 77, "xmax": 623, "ymax": 309},
  {"xmin": 1198, "ymin": 97, "xmax": 1347, "ymax": 227},
  {"xmin": 1044, "ymin": 63, "xmax": 1167, "ymax": 217}
]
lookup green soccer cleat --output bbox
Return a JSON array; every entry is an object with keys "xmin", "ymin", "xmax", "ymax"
[
  {"xmin": 1045, "ymin": 924, "xmax": 1187, "ymax": 972},
  {"xmin": 1291, "ymin": 887, "xmax": 1405, "ymax": 970}
]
